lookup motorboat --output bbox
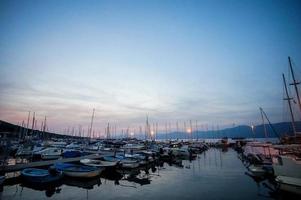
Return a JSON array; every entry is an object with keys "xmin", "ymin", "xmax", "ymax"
[
  {"xmin": 169, "ymin": 146, "xmax": 191, "ymax": 157},
  {"xmin": 247, "ymin": 164, "xmax": 266, "ymax": 177},
  {"xmin": 15, "ymin": 145, "xmax": 33, "ymax": 157},
  {"xmin": 37, "ymin": 148, "xmax": 62, "ymax": 160},
  {"xmin": 80, "ymin": 158, "xmax": 118, "ymax": 168},
  {"xmin": 66, "ymin": 142, "xmax": 82, "ymax": 150},
  {"xmin": 103, "ymin": 155, "xmax": 140, "ymax": 169},
  {"xmin": 116, "ymin": 156, "xmax": 140, "ymax": 169}
]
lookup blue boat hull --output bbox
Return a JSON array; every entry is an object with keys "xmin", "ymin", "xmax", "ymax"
[
  {"xmin": 63, "ymin": 150, "xmax": 81, "ymax": 158},
  {"xmin": 21, "ymin": 168, "xmax": 63, "ymax": 184},
  {"xmin": 54, "ymin": 163, "xmax": 102, "ymax": 178}
]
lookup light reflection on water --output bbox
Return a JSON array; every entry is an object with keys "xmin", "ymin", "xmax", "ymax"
[{"xmin": 0, "ymin": 149, "xmax": 281, "ymax": 200}]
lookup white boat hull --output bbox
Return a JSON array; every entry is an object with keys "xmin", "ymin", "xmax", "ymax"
[
  {"xmin": 273, "ymin": 156, "xmax": 301, "ymax": 179},
  {"xmin": 121, "ymin": 160, "xmax": 140, "ymax": 168},
  {"xmin": 171, "ymin": 149, "xmax": 190, "ymax": 157},
  {"xmin": 63, "ymin": 169, "xmax": 103, "ymax": 178},
  {"xmin": 248, "ymin": 165, "xmax": 266, "ymax": 177},
  {"xmin": 276, "ymin": 176, "xmax": 301, "ymax": 195},
  {"xmin": 80, "ymin": 159, "xmax": 118, "ymax": 168}
]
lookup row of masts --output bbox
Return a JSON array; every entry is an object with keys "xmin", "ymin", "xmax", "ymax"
[
  {"xmin": 18, "ymin": 111, "xmax": 47, "ymax": 140},
  {"xmin": 282, "ymin": 56, "xmax": 300, "ymax": 137},
  {"xmin": 54, "ymin": 109, "xmax": 223, "ymax": 140},
  {"xmin": 57, "ymin": 112, "xmax": 232, "ymax": 140}
]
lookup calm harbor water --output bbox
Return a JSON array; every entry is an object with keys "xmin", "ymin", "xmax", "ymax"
[{"xmin": 0, "ymin": 148, "xmax": 283, "ymax": 200}]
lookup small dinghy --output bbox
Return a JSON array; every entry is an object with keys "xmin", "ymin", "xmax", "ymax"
[
  {"xmin": 80, "ymin": 159, "xmax": 118, "ymax": 168},
  {"xmin": 248, "ymin": 165, "xmax": 266, "ymax": 177},
  {"xmin": 115, "ymin": 155, "xmax": 140, "ymax": 169},
  {"xmin": 124, "ymin": 153, "xmax": 154, "ymax": 165},
  {"xmin": 102, "ymin": 155, "xmax": 140, "ymax": 169},
  {"xmin": 55, "ymin": 163, "xmax": 103, "ymax": 178},
  {"xmin": 37, "ymin": 148, "xmax": 62, "ymax": 160},
  {"xmin": 21, "ymin": 168, "xmax": 62, "ymax": 184}
]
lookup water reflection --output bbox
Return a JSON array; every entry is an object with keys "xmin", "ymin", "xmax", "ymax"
[
  {"xmin": 64, "ymin": 177, "xmax": 101, "ymax": 190},
  {"xmin": 21, "ymin": 182, "xmax": 62, "ymax": 198},
  {"xmin": 2, "ymin": 149, "xmax": 300, "ymax": 200}
]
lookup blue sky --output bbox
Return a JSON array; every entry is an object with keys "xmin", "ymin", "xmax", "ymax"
[{"xmin": 0, "ymin": 0, "xmax": 301, "ymax": 136}]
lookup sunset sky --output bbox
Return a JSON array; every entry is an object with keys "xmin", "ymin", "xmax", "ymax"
[{"xmin": 1, "ymin": 0, "xmax": 301, "ymax": 136}]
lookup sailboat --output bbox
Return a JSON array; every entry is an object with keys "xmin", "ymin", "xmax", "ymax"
[{"xmin": 272, "ymin": 58, "xmax": 301, "ymax": 195}]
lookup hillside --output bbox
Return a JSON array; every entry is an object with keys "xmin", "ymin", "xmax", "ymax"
[{"xmin": 1, "ymin": 120, "xmax": 300, "ymax": 140}]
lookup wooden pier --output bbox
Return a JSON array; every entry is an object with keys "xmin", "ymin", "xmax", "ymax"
[{"xmin": 1, "ymin": 152, "xmax": 114, "ymax": 173}]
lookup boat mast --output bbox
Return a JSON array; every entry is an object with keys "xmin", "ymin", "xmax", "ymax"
[
  {"xmin": 139, "ymin": 126, "xmax": 142, "ymax": 139},
  {"xmin": 195, "ymin": 120, "xmax": 198, "ymax": 140},
  {"xmin": 168, "ymin": 122, "xmax": 171, "ymax": 140},
  {"xmin": 19, "ymin": 120, "xmax": 24, "ymax": 141},
  {"xmin": 89, "ymin": 108, "xmax": 95, "ymax": 140},
  {"xmin": 176, "ymin": 121, "xmax": 179, "ymax": 140},
  {"xmin": 184, "ymin": 121, "xmax": 186, "ymax": 140},
  {"xmin": 106, "ymin": 123, "xmax": 110, "ymax": 139},
  {"xmin": 43, "ymin": 116, "xmax": 46, "ymax": 139},
  {"xmin": 165, "ymin": 122, "xmax": 168, "ymax": 141},
  {"xmin": 78, "ymin": 125, "xmax": 82, "ymax": 138},
  {"xmin": 155, "ymin": 122, "xmax": 158, "ymax": 141},
  {"xmin": 26, "ymin": 111, "xmax": 30, "ymax": 139},
  {"xmin": 31, "ymin": 112, "xmax": 35, "ymax": 136},
  {"xmin": 189, "ymin": 120, "xmax": 193, "ymax": 141},
  {"xmin": 259, "ymin": 107, "xmax": 268, "ymax": 138},
  {"xmin": 259, "ymin": 107, "xmax": 281, "ymax": 140},
  {"xmin": 283, "ymin": 73, "xmax": 297, "ymax": 137},
  {"xmin": 152, "ymin": 123, "xmax": 155, "ymax": 141},
  {"xmin": 145, "ymin": 115, "xmax": 150, "ymax": 140},
  {"xmin": 288, "ymin": 56, "xmax": 301, "ymax": 113}
]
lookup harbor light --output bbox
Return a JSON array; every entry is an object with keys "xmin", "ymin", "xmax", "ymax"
[{"xmin": 187, "ymin": 128, "xmax": 192, "ymax": 133}]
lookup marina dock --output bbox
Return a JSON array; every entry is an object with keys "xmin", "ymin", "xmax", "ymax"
[{"xmin": 1, "ymin": 152, "xmax": 114, "ymax": 173}]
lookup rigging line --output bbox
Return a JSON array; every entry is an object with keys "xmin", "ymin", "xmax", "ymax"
[
  {"xmin": 259, "ymin": 107, "xmax": 281, "ymax": 140},
  {"xmin": 291, "ymin": 58, "xmax": 301, "ymax": 75}
]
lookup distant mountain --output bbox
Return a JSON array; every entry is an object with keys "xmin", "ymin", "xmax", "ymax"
[
  {"xmin": 1, "ymin": 120, "xmax": 300, "ymax": 140},
  {"xmin": 155, "ymin": 121, "xmax": 301, "ymax": 140}
]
